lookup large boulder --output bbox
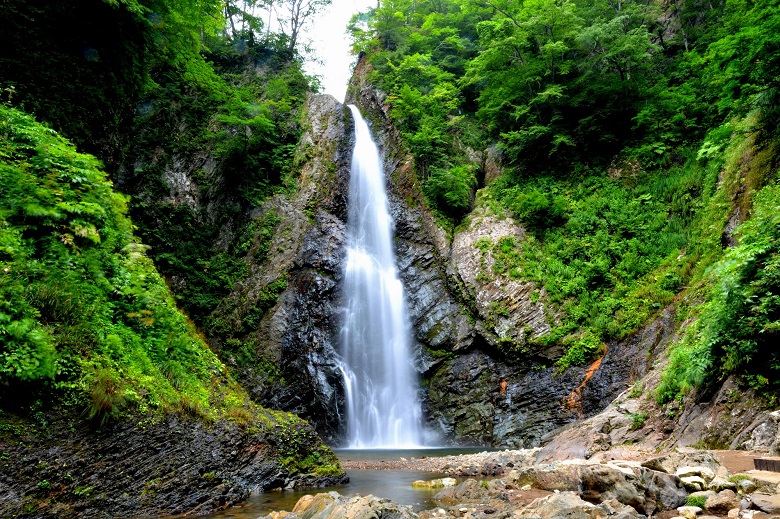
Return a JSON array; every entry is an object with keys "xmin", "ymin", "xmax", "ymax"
[
  {"xmin": 705, "ymin": 490, "xmax": 740, "ymax": 515},
  {"xmin": 509, "ymin": 460, "xmax": 685, "ymax": 514},
  {"xmin": 516, "ymin": 492, "xmax": 644, "ymax": 519},
  {"xmin": 641, "ymin": 451, "xmax": 723, "ymax": 476},
  {"xmin": 640, "ymin": 467, "xmax": 688, "ymax": 511},
  {"xmin": 433, "ymin": 479, "xmax": 509, "ymax": 507},
  {"xmin": 267, "ymin": 492, "xmax": 419, "ymax": 519},
  {"xmin": 751, "ymin": 493, "xmax": 780, "ymax": 514}
]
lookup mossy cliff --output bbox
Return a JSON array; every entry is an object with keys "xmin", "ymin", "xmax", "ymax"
[
  {"xmin": 343, "ymin": 50, "xmax": 780, "ymax": 450},
  {"xmin": 0, "ymin": 104, "xmax": 343, "ymax": 517}
]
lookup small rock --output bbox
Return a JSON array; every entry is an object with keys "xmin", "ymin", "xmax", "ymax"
[
  {"xmin": 681, "ymin": 476, "xmax": 707, "ymax": 492},
  {"xmin": 708, "ymin": 477, "xmax": 737, "ymax": 492},
  {"xmin": 738, "ymin": 479, "xmax": 758, "ymax": 494},
  {"xmin": 705, "ymin": 489, "xmax": 740, "ymax": 515},
  {"xmin": 412, "ymin": 478, "xmax": 457, "ymax": 488},
  {"xmin": 677, "ymin": 466, "xmax": 716, "ymax": 483},
  {"xmin": 751, "ymin": 493, "xmax": 780, "ymax": 514},
  {"xmin": 520, "ymin": 484, "xmax": 532, "ymax": 491},
  {"xmin": 642, "ymin": 455, "xmax": 677, "ymax": 474},
  {"xmin": 677, "ymin": 505, "xmax": 702, "ymax": 519},
  {"xmin": 729, "ymin": 508, "xmax": 740, "ymax": 518}
]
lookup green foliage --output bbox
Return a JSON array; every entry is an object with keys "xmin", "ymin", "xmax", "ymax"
[
  {"xmin": 87, "ymin": 369, "xmax": 127, "ymax": 424},
  {"xmin": 556, "ymin": 332, "xmax": 604, "ymax": 372},
  {"xmin": 0, "ymin": 104, "xmax": 247, "ymax": 420},
  {"xmin": 352, "ymin": 0, "xmax": 780, "ymax": 225},
  {"xmin": 273, "ymin": 416, "xmax": 341, "ymax": 475},
  {"xmin": 687, "ymin": 495, "xmax": 707, "ymax": 508},
  {"xmin": 658, "ymin": 182, "xmax": 780, "ymax": 402},
  {"xmin": 423, "ymin": 165, "xmax": 477, "ymax": 219},
  {"xmin": 123, "ymin": 34, "xmax": 308, "ymax": 332},
  {"xmin": 486, "ymin": 163, "xmax": 708, "ymax": 361},
  {"xmin": 503, "ymin": 189, "xmax": 567, "ymax": 229},
  {"xmin": 628, "ymin": 411, "xmax": 649, "ymax": 430},
  {"xmin": 628, "ymin": 382, "xmax": 644, "ymax": 399}
]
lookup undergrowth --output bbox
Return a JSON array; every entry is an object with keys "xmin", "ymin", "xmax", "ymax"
[
  {"xmin": 0, "ymin": 104, "xmax": 271, "ymax": 425},
  {"xmin": 476, "ymin": 146, "xmax": 724, "ymax": 369},
  {"xmin": 657, "ymin": 124, "xmax": 780, "ymax": 402}
]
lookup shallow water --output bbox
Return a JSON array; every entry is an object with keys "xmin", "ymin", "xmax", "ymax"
[
  {"xmin": 334, "ymin": 446, "xmax": 493, "ymax": 463},
  {"xmin": 201, "ymin": 469, "xmax": 449, "ymax": 518},
  {"xmin": 198, "ymin": 447, "xmax": 492, "ymax": 518}
]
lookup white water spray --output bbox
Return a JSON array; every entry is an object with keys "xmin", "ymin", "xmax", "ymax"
[{"xmin": 340, "ymin": 105, "xmax": 423, "ymax": 448}]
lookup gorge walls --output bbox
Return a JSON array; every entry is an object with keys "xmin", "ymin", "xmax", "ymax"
[
  {"xmin": 111, "ymin": 52, "xmax": 775, "ymax": 453},
  {"xmin": 119, "ymin": 56, "xmax": 745, "ymax": 449},
  {"xmin": 193, "ymin": 59, "xmax": 674, "ymax": 448}
]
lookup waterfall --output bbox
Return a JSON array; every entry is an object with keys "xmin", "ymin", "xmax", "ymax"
[{"xmin": 340, "ymin": 105, "xmax": 424, "ymax": 449}]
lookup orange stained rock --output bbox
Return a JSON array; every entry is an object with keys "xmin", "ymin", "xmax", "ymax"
[{"xmin": 564, "ymin": 349, "xmax": 606, "ymax": 417}]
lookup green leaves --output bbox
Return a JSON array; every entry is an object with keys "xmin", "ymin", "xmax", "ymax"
[
  {"xmin": 0, "ymin": 104, "xmax": 251, "ymax": 421},
  {"xmin": 0, "ymin": 318, "xmax": 57, "ymax": 382},
  {"xmin": 423, "ymin": 165, "xmax": 478, "ymax": 219}
]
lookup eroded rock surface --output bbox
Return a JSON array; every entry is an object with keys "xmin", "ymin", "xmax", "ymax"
[
  {"xmin": 260, "ymin": 491, "xmax": 418, "ymax": 519},
  {"xmin": 0, "ymin": 412, "xmax": 346, "ymax": 518},
  {"xmin": 208, "ymin": 94, "xmax": 352, "ymax": 444},
  {"xmin": 450, "ymin": 208, "xmax": 551, "ymax": 347}
]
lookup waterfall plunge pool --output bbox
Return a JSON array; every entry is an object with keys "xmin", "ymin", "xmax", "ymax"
[{"xmin": 195, "ymin": 447, "xmax": 494, "ymax": 518}]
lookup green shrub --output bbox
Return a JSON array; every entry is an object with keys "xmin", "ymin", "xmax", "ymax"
[
  {"xmin": 687, "ymin": 495, "xmax": 707, "ymax": 508},
  {"xmin": 423, "ymin": 164, "xmax": 477, "ymax": 220},
  {"xmin": 87, "ymin": 368, "xmax": 126, "ymax": 424},
  {"xmin": 556, "ymin": 332, "xmax": 604, "ymax": 372},
  {"xmin": 658, "ymin": 183, "xmax": 780, "ymax": 402},
  {"xmin": 0, "ymin": 104, "xmax": 264, "ymax": 424},
  {"xmin": 629, "ymin": 411, "xmax": 649, "ymax": 431},
  {"xmin": 628, "ymin": 382, "xmax": 645, "ymax": 399}
]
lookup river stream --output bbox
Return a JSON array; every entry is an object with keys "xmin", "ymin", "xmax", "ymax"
[{"xmin": 198, "ymin": 448, "xmax": 491, "ymax": 518}]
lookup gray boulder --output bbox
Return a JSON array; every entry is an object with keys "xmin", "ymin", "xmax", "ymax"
[
  {"xmin": 269, "ymin": 492, "xmax": 419, "ymax": 519},
  {"xmin": 516, "ymin": 492, "xmax": 645, "ymax": 519},
  {"xmin": 751, "ymin": 493, "xmax": 780, "ymax": 514}
]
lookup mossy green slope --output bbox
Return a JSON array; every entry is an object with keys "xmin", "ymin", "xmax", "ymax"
[
  {"xmin": 0, "ymin": 103, "xmax": 340, "ymax": 477},
  {"xmin": 0, "ymin": 103, "xmax": 241, "ymax": 416}
]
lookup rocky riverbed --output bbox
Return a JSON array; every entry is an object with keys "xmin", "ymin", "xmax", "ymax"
[{"xmin": 262, "ymin": 448, "xmax": 780, "ymax": 519}]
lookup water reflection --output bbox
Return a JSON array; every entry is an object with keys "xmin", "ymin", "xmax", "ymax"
[
  {"xmin": 199, "ymin": 448, "xmax": 492, "ymax": 518},
  {"xmin": 201, "ymin": 470, "xmax": 450, "ymax": 518}
]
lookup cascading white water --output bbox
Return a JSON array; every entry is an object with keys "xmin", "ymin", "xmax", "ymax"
[{"xmin": 340, "ymin": 105, "xmax": 423, "ymax": 449}]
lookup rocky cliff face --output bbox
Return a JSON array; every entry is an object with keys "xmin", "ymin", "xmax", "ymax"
[
  {"xmin": 0, "ymin": 409, "xmax": 345, "ymax": 518},
  {"xmin": 114, "ymin": 56, "xmax": 774, "ymax": 452},
  {"xmin": 207, "ymin": 94, "xmax": 353, "ymax": 444},
  {"xmin": 343, "ymin": 58, "xmax": 651, "ymax": 447},
  {"xmin": 123, "ymin": 57, "xmax": 768, "ymax": 451}
]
